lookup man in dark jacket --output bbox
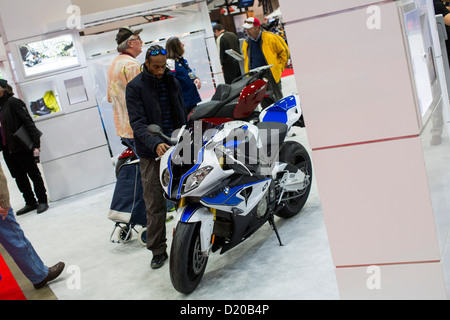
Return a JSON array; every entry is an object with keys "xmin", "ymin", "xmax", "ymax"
[
  {"xmin": 126, "ymin": 45, "xmax": 187, "ymax": 269},
  {"xmin": 213, "ymin": 24, "xmax": 242, "ymax": 84},
  {"xmin": 0, "ymin": 79, "xmax": 48, "ymax": 215}
]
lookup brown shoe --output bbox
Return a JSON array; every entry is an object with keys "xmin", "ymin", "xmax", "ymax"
[{"xmin": 34, "ymin": 262, "xmax": 65, "ymax": 289}]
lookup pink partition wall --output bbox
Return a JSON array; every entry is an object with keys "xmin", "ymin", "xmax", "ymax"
[{"xmin": 280, "ymin": 0, "xmax": 447, "ymax": 299}]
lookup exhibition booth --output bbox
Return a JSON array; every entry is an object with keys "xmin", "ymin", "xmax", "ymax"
[
  {"xmin": 1, "ymin": 0, "xmax": 450, "ymax": 300},
  {"xmin": 0, "ymin": 0, "xmax": 224, "ymax": 201}
]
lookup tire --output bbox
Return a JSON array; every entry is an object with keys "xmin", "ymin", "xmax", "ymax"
[
  {"xmin": 138, "ymin": 228, "xmax": 147, "ymax": 247},
  {"xmin": 276, "ymin": 141, "xmax": 312, "ymax": 218},
  {"xmin": 118, "ymin": 224, "xmax": 132, "ymax": 243},
  {"xmin": 170, "ymin": 222, "xmax": 208, "ymax": 294}
]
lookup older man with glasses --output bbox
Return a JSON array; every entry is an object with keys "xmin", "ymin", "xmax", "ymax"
[
  {"xmin": 107, "ymin": 26, "xmax": 144, "ymax": 154},
  {"xmin": 126, "ymin": 45, "xmax": 187, "ymax": 269}
]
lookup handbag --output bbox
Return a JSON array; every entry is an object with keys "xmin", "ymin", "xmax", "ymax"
[{"xmin": 13, "ymin": 125, "xmax": 42, "ymax": 150}]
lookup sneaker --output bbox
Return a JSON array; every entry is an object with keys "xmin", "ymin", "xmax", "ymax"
[
  {"xmin": 165, "ymin": 215, "xmax": 174, "ymax": 223},
  {"xmin": 151, "ymin": 252, "xmax": 168, "ymax": 269}
]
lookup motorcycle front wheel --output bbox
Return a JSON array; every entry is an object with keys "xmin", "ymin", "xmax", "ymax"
[
  {"xmin": 276, "ymin": 141, "xmax": 313, "ymax": 218},
  {"xmin": 170, "ymin": 222, "xmax": 208, "ymax": 294}
]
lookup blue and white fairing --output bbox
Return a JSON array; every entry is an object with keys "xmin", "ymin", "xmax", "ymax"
[
  {"xmin": 158, "ymin": 121, "xmax": 260, "ymax": 203},
  {"xmin": 259, "ymin": 94, "xmax": 301, "ymax": 130}
]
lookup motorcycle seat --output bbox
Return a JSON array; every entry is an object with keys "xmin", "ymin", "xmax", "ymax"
[{"xmin": 211, "ymin": 76, "xmax": 255, "ymax": 101}]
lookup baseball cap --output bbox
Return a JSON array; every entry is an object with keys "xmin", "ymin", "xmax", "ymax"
[
  {"xmin": 243, "ymin": 17, "xmax": 261, "ymax": 29},
  {"xmin": 115, "ymin": 26, "xmax": 143, "ymax": 45}
]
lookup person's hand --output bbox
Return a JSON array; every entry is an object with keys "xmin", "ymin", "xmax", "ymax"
[
  {"xmin": 156, "ymin": 143, "xmax": 170, "ymax": 157},
  {"xmin": 194, "ymin": 78, "xmax": 201, "ymax": 90},
  {"xmin": 0, "ymin": 206, "xmax": 9, "ymax": 220}
]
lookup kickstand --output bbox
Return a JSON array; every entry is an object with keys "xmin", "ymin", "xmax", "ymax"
[{"xmin": 268, "ymin": 214, "xmax": 283, "ymax": 246}]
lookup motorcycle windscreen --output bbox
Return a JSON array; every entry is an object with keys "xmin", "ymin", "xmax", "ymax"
[{"xmin": 233, "ymin": 79, "xmax": 268, "ymax": 119}]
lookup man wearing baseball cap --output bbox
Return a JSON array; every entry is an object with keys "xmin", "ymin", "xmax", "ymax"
[
  {"xmin": 242, "ymin": 17, "xmax": 289, "ymax": 108},
  {"xmin": 107, "ymin": 26, "xmax": 144, "ymax": 153}
]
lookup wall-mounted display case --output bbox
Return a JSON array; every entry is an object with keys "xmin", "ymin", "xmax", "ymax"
[
  {"xmin": 19, "ymin": 67, "xmax": 95, "ymax": 120},
  {"xmin": 4, "ymin": 29, "xmax": 115, "ymax": 201}
]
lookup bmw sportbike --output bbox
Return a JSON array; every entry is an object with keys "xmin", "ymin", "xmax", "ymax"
[{"xmin": 149, "ymin": 92, "xmax": 312, "ymax": 294}]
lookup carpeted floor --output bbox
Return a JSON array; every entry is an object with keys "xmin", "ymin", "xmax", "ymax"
[{"xmin": 0, "ymin": 252, "xmax": 26, "ymax": 300}]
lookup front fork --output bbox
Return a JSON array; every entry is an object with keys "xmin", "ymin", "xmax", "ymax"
[{"xmin": 175, "ymin": 199, "xmax": 215, "ymax": 255}]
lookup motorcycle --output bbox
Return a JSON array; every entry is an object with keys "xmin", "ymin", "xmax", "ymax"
[
  {"xmin": 188, "ymin": 65, "xmax": 277, "ymax": 124},
  {"xmin": 148, "ymin": 89, "xmax": 312, "ymax": 293}
]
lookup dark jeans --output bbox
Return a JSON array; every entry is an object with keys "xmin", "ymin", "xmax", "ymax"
[
  {"xmin": 140, "ymin": 157, "xmax": 167, "ymax": 255},
  {"xmin": 2, "ymin": 149, "xmax": 47, "ymax": 205}
]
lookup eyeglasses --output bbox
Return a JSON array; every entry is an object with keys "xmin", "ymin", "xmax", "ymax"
[{"xmin": 147, "ymin": 48, "xmax": 167, "ymax": 56}]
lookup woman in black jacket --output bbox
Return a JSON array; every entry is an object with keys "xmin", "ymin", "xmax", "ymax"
[{"xmin": 0, "ymin": 79, "xmax": 48, "ymax": 215}]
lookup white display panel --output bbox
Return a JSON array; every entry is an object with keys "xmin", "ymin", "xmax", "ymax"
[
  {"xmin": 41, "ymin": 145, "xmax": 115, "ymax": 201},
  {"xmin": 8, "ymin": 30, "xmax": 87, "ymax": 83},
  {"xmin": 398, "ymin": 0, "xmax": 441, "ymax": 121},
  {"xmin": 35, "ymin": 106, "xmax": 110, "ymax": 163}
]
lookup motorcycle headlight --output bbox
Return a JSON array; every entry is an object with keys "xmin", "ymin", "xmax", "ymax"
[
  {"xmin": 162, "ymin": 168, "xmax": 171, "ymax": 187},
  {"xmin": 183, "ymin": 166, "xmax": 213, "ymax": 194}
]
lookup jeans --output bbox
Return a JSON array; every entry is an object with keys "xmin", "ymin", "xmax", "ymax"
[{"xmin": 0, "ymin": 207, "xmax": 48, "ymax": 284}]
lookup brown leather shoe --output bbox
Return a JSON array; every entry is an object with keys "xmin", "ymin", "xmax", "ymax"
[{"xmin": 34, "ymin": 262, "xmax": 65, "ymax": 289}]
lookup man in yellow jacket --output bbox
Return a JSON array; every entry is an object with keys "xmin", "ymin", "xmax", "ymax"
[{"xmin": 242, "ymin": 17, "xmax": 289, "ymax": 108}]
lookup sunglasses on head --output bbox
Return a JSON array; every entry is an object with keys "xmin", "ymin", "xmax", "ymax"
[{"xmin": 147, "ymin": 48, "xmax": 167, "ymax": 56}]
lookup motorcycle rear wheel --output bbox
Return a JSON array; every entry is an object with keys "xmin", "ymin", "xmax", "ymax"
[
  {"xmin": 170, "ymin": 222, "xmax": 208, "ymax": 294},
  {"xmin": 276, "ymin": 141, "xmax": 313, "ymax": 218}
]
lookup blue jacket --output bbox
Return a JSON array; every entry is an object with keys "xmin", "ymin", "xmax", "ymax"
[
  {"xmin": 168, "ymin": 58, "xmax": 201, "ymax": 108},
  {"xmin": 126, "ymin": 66, "xmax": 187, "ymax": 159}
]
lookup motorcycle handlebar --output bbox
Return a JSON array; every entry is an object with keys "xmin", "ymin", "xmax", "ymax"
[{"xmin": 230, "ymin": 65, "xmax": 273, "ymax": 84}]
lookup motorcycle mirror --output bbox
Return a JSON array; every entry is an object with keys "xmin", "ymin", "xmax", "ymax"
[
  {"xmin": 147, "ymin": 124, "xmax": 162, "ymax": 136},
  {"xmin": 147, "ymin": 124, "xmax": 177, "ymax": 145}
]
